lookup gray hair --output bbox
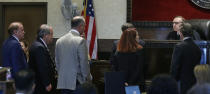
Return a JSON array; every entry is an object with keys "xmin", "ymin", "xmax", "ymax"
[
  {"xmin": 71, "ymin": 16, "xmax": 85, "ymax": 28},
  {"xmin": 37, "ymin": 24, "xmax": 51, "ymax": 38},
  {"xmin": 174, "ymin": 16, "xmax": 186, "ymax": 22}
]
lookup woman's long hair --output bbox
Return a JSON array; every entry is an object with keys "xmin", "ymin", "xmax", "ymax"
[{"xmin": 117, "ymin": 29, "xmax": 143, "ymax": 53}]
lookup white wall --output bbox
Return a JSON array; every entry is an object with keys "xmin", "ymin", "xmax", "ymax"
[
  {"xmin": 0, "ymin": 0, "xmax": 127, "ymax": 39},
  {"xmin": 93, "ymin": 0, "xmax": 127, "ymax": 39}
]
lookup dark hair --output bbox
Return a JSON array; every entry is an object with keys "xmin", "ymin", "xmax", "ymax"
[
  {"xmin": 8, "ymin": 22, "xmax": 23, "ymax": 35},
  {"xmin": 117, "ymin": 29, "xmax": 142, "ymax": 53},
  {"xmin": 148, "ymin": 74, "xmax": 178, "ymax": 94},
  {"xmin": 14, "ymin": 69, "xmax": 35, "ymax": 91},
  {"xmin": 187, "ymin": 84, "xmax": 210, "ymax": 94},
  {"xmin": 121, "ymin": 23, "xmax": 135, "ymax": 32},
  {"xmin": 180, "ymin": 22, "xmax": 193, "ymax": 37},
  {"xmin": 71, "ymin": 16, "xmax": 85, "ymax": 28},
  {"xmin": 37, "ymin": 24, "xmax": 51, "ymax": 38}
]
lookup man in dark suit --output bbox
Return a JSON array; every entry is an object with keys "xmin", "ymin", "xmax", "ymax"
[
  {"xmin": 167, "ymin": 16, "xmax": 200, "ymax": 40},
  {"xmin": 29, "ymin": 24, "xmax": 57, "ymax": 94},
  {"xmin": 110, "ymin": 23, "xmax": 145, "ymax": 64},
  {"xmin": 1, "ymin": 22, "xmax": 28, "ymax": 78},
  {"xmin": 170, "ymin": 23, "xmax": 201, "ymax": 94}
]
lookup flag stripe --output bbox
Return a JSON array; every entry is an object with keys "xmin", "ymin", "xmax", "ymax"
[
  {"xmin": 90, "ymin": 20, "xmax": 97, "ymax": 59},
  {"xmin": 87, "ymin": 17, "xmax": 94, "ymax": 43},
  {"xmin": 89, "ymin": 18, "xmax": 96, "ymax": 57},
  {"xmin": 86, "ymin": 17, "xmax": 94, "ymax": 55},
  {"xmin": 84, "ymin": 16, "xmax": 90, "ymax": 39},
  {"xmin": 92, "ymin": 35, "xmax": 98, "ymax": 59}
]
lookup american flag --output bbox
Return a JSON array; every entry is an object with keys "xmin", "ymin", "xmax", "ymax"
[{"xmin": 82, "ymin": 0, "xmax": 98, "ymax": 59}]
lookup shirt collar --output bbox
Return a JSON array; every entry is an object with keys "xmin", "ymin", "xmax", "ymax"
[
  {"xmin": 177, "ymin": 31, "xmax": 181, "ymax": 36},
  {"xmin": 12, "ymin": 35, "xmax": 19, "ymax": 42},
  {"xmin": 183, "ymin": 37, "xmax": 190, "ymax": 40},
  {"xmin": 16, "ymin": 93, "xmax": 24, "ymax": 94},
  {"xmin": 70, "ymin": 29, "xmax": 80, "ymax": 35},
  {"xmin": 40, "ymin": 38, "xmax": 48, "ymax": 48}
]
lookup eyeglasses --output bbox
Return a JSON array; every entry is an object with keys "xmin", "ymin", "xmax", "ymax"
[{"xmin": 173, "ymin": 22, "xmax": 182, "ymax": 24}]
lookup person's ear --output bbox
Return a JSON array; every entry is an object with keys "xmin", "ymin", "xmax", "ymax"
[{"xmin": 13, "ymin": 30, "xmax": 18, "ymax": 34}]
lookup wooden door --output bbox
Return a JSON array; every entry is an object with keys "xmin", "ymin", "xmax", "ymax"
[{"xmin": 0, "ymin": 3, "xmax": 47, "ymax": 65}]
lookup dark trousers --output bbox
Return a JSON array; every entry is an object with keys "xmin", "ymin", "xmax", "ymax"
[
  {"xmin": 61, "ymin": 89, "xmax": 75, "ymax": 94},
  {"xmin": 60, "ymin": 81, "xmax": 97, "ymax": 94}
]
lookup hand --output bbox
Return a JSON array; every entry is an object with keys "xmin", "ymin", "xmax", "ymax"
[
  {"xmin": 46, "ymin": 84, "xmax": 52, "ymax": 92},
  {"xmin": 178, "ymin": 31, "xmax": 184, "ymax": 40},
  {"xmin": 125, "ymin": 82, "xmax": 128, "ymax": 86}
]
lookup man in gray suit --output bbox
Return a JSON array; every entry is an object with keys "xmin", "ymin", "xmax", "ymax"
[{"xmin": 55, "ymin": 16, "xmax": 92, "ymax": 94}]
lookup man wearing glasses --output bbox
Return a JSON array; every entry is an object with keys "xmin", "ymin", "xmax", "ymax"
[
  {"xmin": 166, "ymin": 16, "xmax": 200, "ymax": 40},
  {"xmin": 167, "ymin": 16, "xmax": 185, "ymax": 40}
]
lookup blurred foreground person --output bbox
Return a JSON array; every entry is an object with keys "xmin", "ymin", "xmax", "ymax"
[{"xmin": 15, "ymin": 69, "xmax": 35, "ymax": 94}]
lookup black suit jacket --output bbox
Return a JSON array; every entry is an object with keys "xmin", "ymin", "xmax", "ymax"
[
  {"xmin": 166, "ymin": 31, "xmax": 180, "ymax": 40},
  {"xmin": 112, "ymin": 50, "xmax": 145, "ymax": 87},
  {"xmin": 110, "ymin": 39, "xmax": 145, "ymax": 64},
  {"xmin": 171, "ymin": 38, "xmax": 201, "ymax": 94},
  {"xmin": 167, "ymin": 31, "xmax": 201, "ymax": 40},
  {"xmin": 29, "ymin": 38, "xmax": 57, "ymax": 94}
]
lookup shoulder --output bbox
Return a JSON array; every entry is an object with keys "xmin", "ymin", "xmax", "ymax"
[
  {"xmin": 72, "ymin": 35, "xmax": 85, "ymax": 43},
  {"xmin": 114, "ymin": 40, "xmax": 119, "ymax": 44},
  {"xmin": 3, "ymin": 38, "xmax": 19, "ymax": 48},
  {"xmin": 167, "ymin": 31, "xmax": 177, "ymax": 37},
  {"xmin": 169, "ymin": 31, "xmax": 176, "ymax": 34},
  {"xmin": 30, "ymin": 40, "xmax": 45, "ymax": 50},
  {"xmin": 138, "ymin": 40, "xmax": 145, "ymax": 46},
  {"xmin": 174, "ymin": 41, "xmax": 188, "ymax": 51}
]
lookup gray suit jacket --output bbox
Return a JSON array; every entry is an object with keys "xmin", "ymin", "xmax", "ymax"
[{"xmin": 55, "ymin": 29, "xmax": 91, "ymax": 90}]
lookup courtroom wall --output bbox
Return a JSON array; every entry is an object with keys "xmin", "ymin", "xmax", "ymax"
[
  {"xmin": 0, "ymin": 0, "xmax": 127, "ymax": 39},
  {"xmin": 132, "ymin": 0, "xmax": 210, "ymax": 21}
]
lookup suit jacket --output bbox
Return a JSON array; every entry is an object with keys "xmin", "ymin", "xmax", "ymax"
[
  {"xmin": 171, "ymin": 38, "xmax": 201, "ymax": 94},
  {"xmin": 1, "ymin": 36, "xmax": 28, "ymax": 78},
  {"xmin": 167, "ymin": 31, "xmax": 201, "ymax": 40},
  {"xmin": 166, "ymin": 31, "xmax": 180, "ymax": 40},
  {"xmin": 55, "ymin": 30, "xmax": 91, "ymax": 90},
  {"xmin": 112, "ymin": 49, "xmax": 145, "ymax": 86},
  {"xmin": 110, "ymin": 39, "xmax": 145, "ymax": 64},
  {"xmin": 29, "ymin": 38, "xmax": 57, "ymax": 94}
]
